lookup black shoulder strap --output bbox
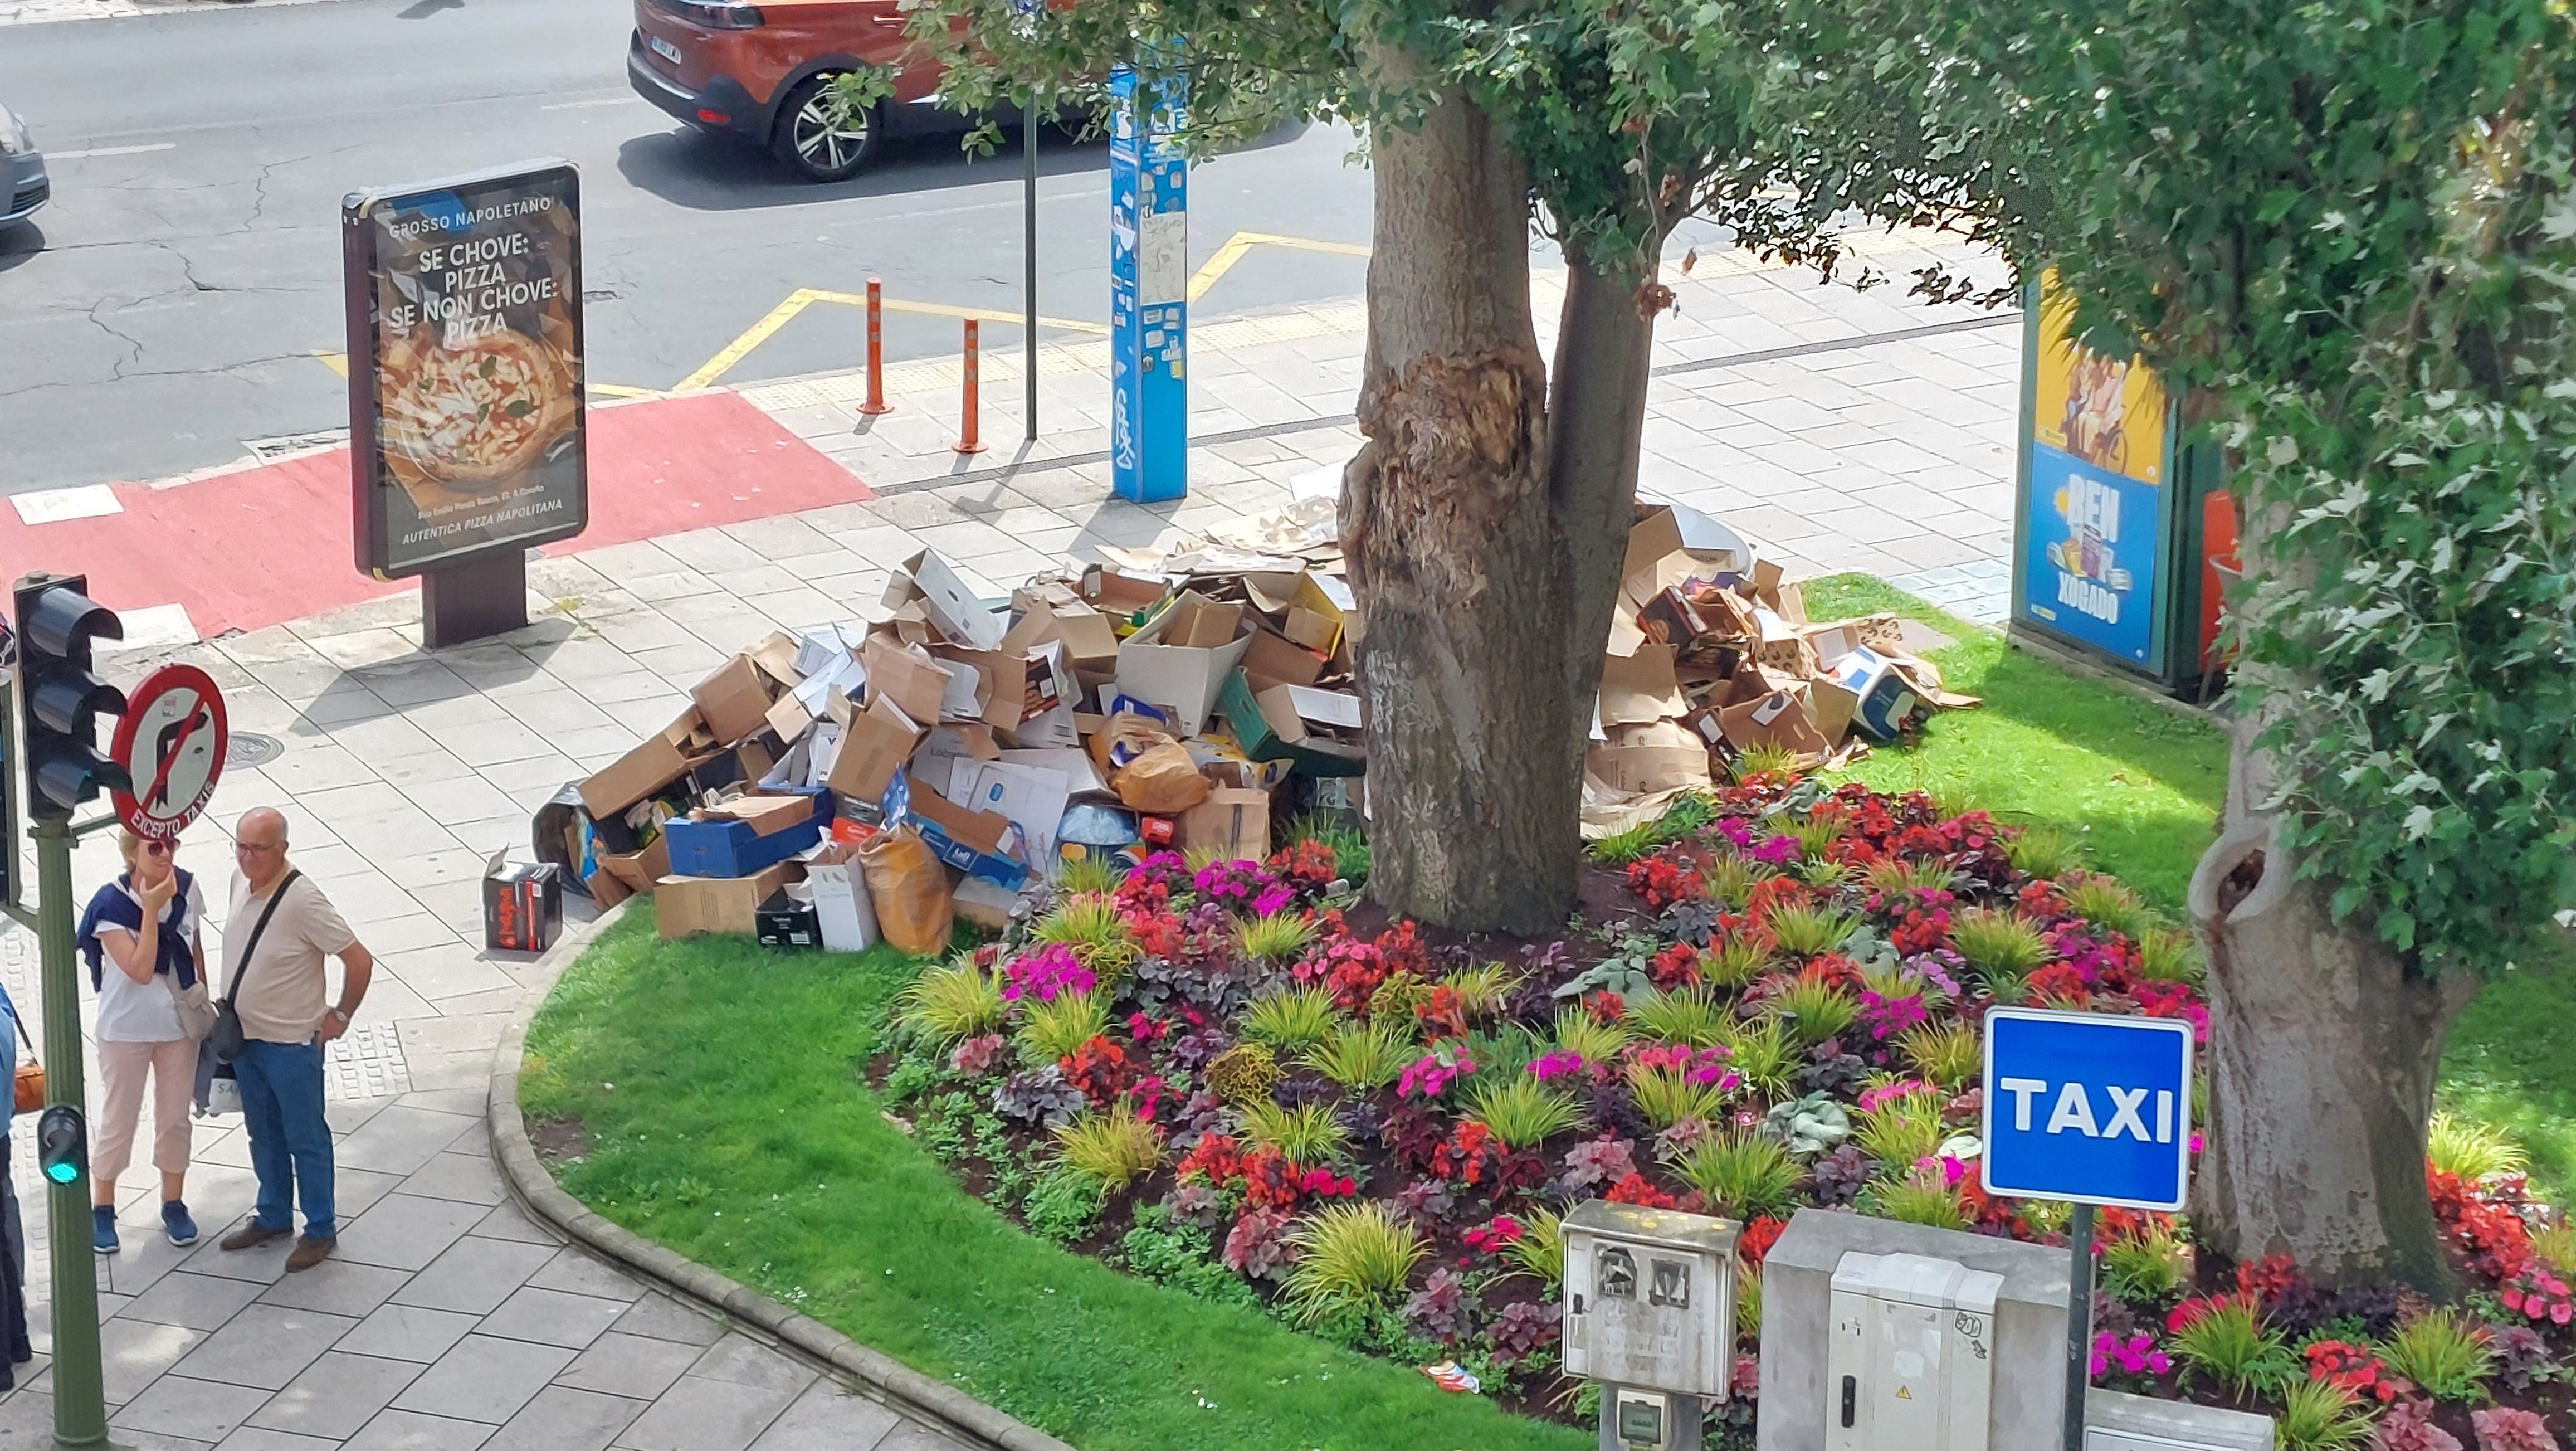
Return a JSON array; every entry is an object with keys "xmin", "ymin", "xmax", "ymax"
[{"xmin": 224, "ymin": 870, "xmax": 303, "ymax": 1012}]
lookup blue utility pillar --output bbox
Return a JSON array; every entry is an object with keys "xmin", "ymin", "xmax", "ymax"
[{"xmin": 1109, "ymin": 65, "xmax": 1187, "ymax": 503}]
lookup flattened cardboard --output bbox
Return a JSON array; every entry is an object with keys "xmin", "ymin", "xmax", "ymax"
[
  {"xmin": 1587, "ymin": 719, "xmax": 1715, "ymax": 796},
  {"xmin": 862, "ymin": 635, "xmax": 950, "ymax": 726},
  {"xmin": 1717, "ymin": 688, "xmax": 1832, "ymax": 760},
  {"xmin": 657, "ymin": 860, "xmax": 802, "ymax": 939},
  {"xmin": 692, "ymin": 656, "xmax": 773, "ymax": 747},
  {"xmin": 1599, "ymin": 644, "xmax": 1686, "ymax": 727},
  {"xmin": 948, "ymin": 758, "xmax": 1073, "ymax": 866},
  {"xmin": 1180, "ymin": 787, "xmax": 1270, "ymax": 863},
  {"xmin": 825, "ymin": 694, "xmax": 924, "ymax": 805},
  {"xmin": 578, "ymin": 709, "xmax": 714, "ymax": 819}
]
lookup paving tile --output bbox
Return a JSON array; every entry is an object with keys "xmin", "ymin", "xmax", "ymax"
[
  {"xmin": 111, "ymin": 1376, "xmax": 273, "ymax": 1444},
  {"xmin": 524, "ymin": 1247, "xmax": 642, "ymax": 1303},
  {"xmin": 257, "ymin": 1258, "xmax": 413, "ymax": 1318},
  {"xmin": 341, "ymin": 1408, "xmax": 495, "ymax": 1451},
  {"xmin": 118, "ymin": 1269, "xmax": 266, "ymax": 1331},
  {"xmin": 744, "ymin": 1380, "xmax": 904, "ymax": 1451},
  {"xmin": 476, "ymin": 1286, "xmax": 628, "ymax": 1350},
  {"xmin": 335, "ymin": 1107, "xmax": 480, "ymax": 1177},
  {"xmin": 466, "ymin": 1202, "xmax": 559, "ymax": 1247},
  {"xmin": 610, "ymin": 1374, "xmax": 801, "ymax": 1451},
  {"xmin": 606, "ymin": 1293, "xmax": 725, "ymax": 1347},
  {"xmin": 334, "ymin": 1195, "xmax": 489, "ymax": 1273},
  {"xmin": 868, "ymin": 1421, "xmax": 977, "ymax": 1451},
  {"xmin": 215, "ymin": 1429, "xmax": 344, "ymax": 1450},
  {"xmin": 100, "ymin": 1315, "xmax": 209, "ymax": 1403},
  {"xmin": 247, "ymin": 1350, "xmax": 425, "ymax": 1440},
  {"xmin": 549, "ymin": 1332, "xmax": 704, "ymax": 1401},
  {"xmin": 477, "ymin": 1385, "xmax": 644, "ymax": 1451},
  {"xmin": 390, "ymin": 1334, "xmax": 578, "ymax": 1424},
  {"xmin": 333, "ymin": 1304, "xmax": 482, "ymax": 1365},
  {"xmin": 398, "ymin": 1153, "xmax": 506, "ymax": 1207},
  {"xmin": 391, "ymin": 1236, "xmax": 559, "ymax": 1316},
  {"xmin": 689, "ymin": 1333, "xmax": 817, "ymax": 1394},
  {"xmin": 170, "ymin": 1304, "xmax": 358, "ymax": 1391}
]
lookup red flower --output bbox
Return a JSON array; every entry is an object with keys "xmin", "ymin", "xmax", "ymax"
[
  {"xmin": 1738, "ymin": 1216, "xmax": 1786, "ymax": 1265},
  {"xmin": 1650, "ymin": 943, "xmax": 1702, "ymax": 990},
  {"xmin": 1606, "ymin": 1172, "xmax": 1676, "ymax": 1209}
]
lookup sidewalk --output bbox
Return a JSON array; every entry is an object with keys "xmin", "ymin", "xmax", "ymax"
[{"xmin": 0, "ymin": 225, "xmax": 2025, "ymax": 1450}]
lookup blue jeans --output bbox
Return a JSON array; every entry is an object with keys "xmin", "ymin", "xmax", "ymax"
[{"xmin": 234, "ymin": 1039, "xmax": 334, "ymax": 1240}]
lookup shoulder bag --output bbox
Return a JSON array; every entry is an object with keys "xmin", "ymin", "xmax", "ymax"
[
  {"xmin": 208, "ymin": 870, "xmax": 301, "ymax": 1067},
  {"xmin": 163, "ymin": 960, "xmax": 218, "ymax": 1043},
  {"xmin": 11, "ymin": 1013, "xmax": 39, "ymax": 1116}
]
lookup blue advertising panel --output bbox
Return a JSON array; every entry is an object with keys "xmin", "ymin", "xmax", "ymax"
[
  {"xmin": 1981, "ymin": 1006, "xmax": 2194, "ymax": 1212},
  {"xmin": 2021, "ymin": 446, "xmax": 2159, "ymax": 665},
  {"xmin": 1109, "ymin": 66, "xmax": 1188, "ymax": 503}
]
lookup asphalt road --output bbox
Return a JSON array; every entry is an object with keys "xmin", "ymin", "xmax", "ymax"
[{"xmin": 0, "ymin": 0, "xmax": 1378, "ymax": 493}]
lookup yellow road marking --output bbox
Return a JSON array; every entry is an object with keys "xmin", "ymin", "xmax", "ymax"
[
  {"xmin": 1187, "ymin": 231, "xmax": 1371, "ymax": 304},
  {"xmin": 803, "ymin": 290, "xmax": 1110, "ymax": 335},
  {"xmin": 674, "ymin": 288, "xmax": 824, "ymax": 393},
  {"xmin": 314, "ymin": 350, "xmax": 348, "ymax": 377}
]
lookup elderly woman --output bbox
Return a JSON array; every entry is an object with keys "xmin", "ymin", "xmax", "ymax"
[{"xmin": 73, "ymin": 830, "xmax": 207, "ymax": 1254}]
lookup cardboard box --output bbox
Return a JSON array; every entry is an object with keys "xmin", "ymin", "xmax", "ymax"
[
  {"xmin": 657, "ymin": 860, "xmax": 803, "ymax": 939},
  {"xmin": 1180, "ymin": 787, "xmax": 1270, "ymax": 863},
  {"xmin": 952, "ymin": 876, "xmax": 1018, "ymax": 931},
  {"xmin": 948, "ymin": 759, "xmax": 1074, "ymax": 866},
  {"xmin": 825, "ymin": 694, "xmax": 925, "ymax": 806},
  {"xmin": 890, "ymin": 549, "xmax": 1004, "ymax": 650},
  {"xmin": 1716, "ymin": 688, "xmax": 1832, "ymax": 760},
  {"xmin": 589, "ymin": 837, "xmax": 670, "ymax": 909},
  {"xmin": 1587, "ymin": 721, "xmax": 1715, "ymax": 796},
  {"xmin": 1219, "ymin": 670, "xmax": 1367, "ymax": 777},
  {"xmin": 863, "ymin": 635, "xmax": 952, "ymax": 726},
  {"xmin": 1241, "ymin": 626, "xmax": 1326, "ymax": 689},
  {"xmin": 755, "ymin": 889, "xmax": 822, "ymax": 950},
  {"xmin": 892, "ymin": 770, "xmax": 1029, "ymax": 889},
  {"xmin": 1599, "ymin": 644, "xmax": 1687, "ymax": 727},
  {"xmin": 1115, "ymin": 591, "xmax": 1255, "ymax": 736},
  {"xmin": 801, "ymin": 843, "xmax": 880, "ymax": 952},
  {"xmin": 660, "ymin": 787, "xmax": 833, "ymax": 878},
  {"xmin": 1003, "ymin": 591, "xmax": 1121, "ymax": 675},
  {"xmin": 578, "ymin": 709, "xmax": 715, "ymax": 820},
  {"xmin": 482, "ymin": 855, "xmax": 564, "ymax": 955},
  {"xmin": 692, "ymin": 656, "xmax": 774, "ymax": 747},
  {"xmin": 1827, "ymin": 646, "xmax": 1919, "ymax": 741}
]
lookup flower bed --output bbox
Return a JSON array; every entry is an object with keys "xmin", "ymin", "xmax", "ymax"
[{"xmin": 875, "ymin": 773, "xmax": 2576, "ymax": 1446}]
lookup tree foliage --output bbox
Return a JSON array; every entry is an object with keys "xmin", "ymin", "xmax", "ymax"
[{"xmin": 1757, "ymin": 0, "xmax": 2576, "ymax": 973}]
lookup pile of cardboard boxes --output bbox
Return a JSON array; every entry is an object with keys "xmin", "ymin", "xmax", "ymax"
[
  {"xmin": 514, "ymin": 497, "xmax": 1972, "ymax": 950},
  {"xmin": 1585, "ymin": 501, "xmax": 1975, "ymax": 836}
]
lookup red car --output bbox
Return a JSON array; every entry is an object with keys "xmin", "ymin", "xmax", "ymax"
[{"xmin": 627, "ymin": 0, "xmax": 976, "ymax": 181}]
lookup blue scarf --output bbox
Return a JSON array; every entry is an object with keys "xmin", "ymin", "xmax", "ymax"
[{"xmin": 75, "ymin": 868, "xmax": 199, "ymax": 992}]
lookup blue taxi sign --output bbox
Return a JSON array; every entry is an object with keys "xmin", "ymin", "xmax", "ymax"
[{"xmin": 1980, "ymin": 1006, "xmax": 2194, "ymax": 1212}]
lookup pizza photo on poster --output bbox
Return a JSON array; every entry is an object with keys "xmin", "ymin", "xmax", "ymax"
[{"xmin": 344, "ymin": 162, "xmax": 588, "ymax": 580}]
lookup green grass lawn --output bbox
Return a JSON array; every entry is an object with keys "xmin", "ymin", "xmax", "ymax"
[
  {"xmin": 521, "ymin": 911, "xmax": 1589, "ymax": 1451},
  {"xmin": 520, "ymin": 572, "xmax": 2575, "ymax": 1451}
]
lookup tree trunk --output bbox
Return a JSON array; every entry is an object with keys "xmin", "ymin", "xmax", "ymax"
[
  {"xmin": 1341, "ymin": 75, "xmax": 1564, "ymax": 933},
  {"xmin": 1544, "ymin": 259, "xmax": 1662, "ymax": 767},
  {"xmin": 2185, "ymin": 485, "xmax": 2480, "ymax": 1293}
]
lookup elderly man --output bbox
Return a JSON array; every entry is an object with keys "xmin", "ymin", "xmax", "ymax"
[{"xmin": 216, "ymin": 809, "xmax": 374, "ymax": 1272}]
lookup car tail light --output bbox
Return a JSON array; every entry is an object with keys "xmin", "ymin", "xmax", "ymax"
[
  {"xmin": 651, "ymin": 0, "xmax": 763, "ymax": 26},
  {"xmin": 697, "ymin": 110, "xmax": 732, "ymax": 124}
]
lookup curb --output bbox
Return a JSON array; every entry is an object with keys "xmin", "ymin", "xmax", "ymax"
[{"xmin": 484, "ymin": 902, "xmax": 1079, "ymax": 1451}]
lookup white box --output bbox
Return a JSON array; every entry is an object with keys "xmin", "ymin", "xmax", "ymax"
[
  {"xmin": 1825, "ymin": 1252, "xmax": 2003, "ymax": 1451},
  {"xmin": 801, "ymin": 848, "xmax": 880, "ymax": 953},
  {"xmin": 891, "ymin": 550, "xmax": 1004, "ymax": 651},
  {"xmin": 1562, "ymin": 1201, "xmax": 1739, "ymax": 1398},
  {"xmin": 1113, "ymin": 591, "xmax": 1254, "ymax": 737}
]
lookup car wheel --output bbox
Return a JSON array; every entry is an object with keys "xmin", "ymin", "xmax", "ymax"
[{"xmin": 772, "ymin": 76, "xmax": 881, "ymax": 182}]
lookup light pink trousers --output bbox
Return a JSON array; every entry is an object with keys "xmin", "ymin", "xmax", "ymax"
[{"xmin": 95, "ymin": 1037, "xmax": 197, "ymax": 1183}]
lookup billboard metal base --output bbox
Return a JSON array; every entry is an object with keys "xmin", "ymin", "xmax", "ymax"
[{"xmin": 421, "ymin": 549, "xmax": 529, "ymax": 650}]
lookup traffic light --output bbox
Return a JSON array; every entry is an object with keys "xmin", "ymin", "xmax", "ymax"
[
  {"xmin": 11, "ymin": 574, "xmax": 126, "ymax": 816},
  {"xmin": 36, "ymin": 1106, "xmax": 83, "ymax": 1186}
]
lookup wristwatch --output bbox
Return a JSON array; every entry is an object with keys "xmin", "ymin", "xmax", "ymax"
[{"xmin": 327, "ymin": 1007, "xmax": 352, "ymax": 1026}]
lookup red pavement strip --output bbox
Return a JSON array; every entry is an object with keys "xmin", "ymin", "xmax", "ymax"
[{"xmin": 2, "ymin": 392, "xmax": 872, "ymax": 641}]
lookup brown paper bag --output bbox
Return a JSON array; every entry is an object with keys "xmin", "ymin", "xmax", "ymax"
[
  {"xmin": 854, "ymin": 827, "xmax": 954, "ymax": 956},
  {"xmin": 1114, "ymin": 743, "xmax": 1213, "ymax": 814}
]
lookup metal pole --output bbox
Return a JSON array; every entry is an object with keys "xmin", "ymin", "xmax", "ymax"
[
  {"xmin": 2062, "ymin": 1202, "xmax": 2095, "ymax": 1451},
  {"xmin": 1023, "ymin": 92, "xmax": 1040, "ymax": 442},
  {"xmin": 33, "ymin": 814, "xmax": 114, "ymax": 1450},
  {"xmin": 955, "ymin": 319, "xmax": 987, "ymax": 455},
  {"xmin": 860, "ymin": 277, "xmax": 892, "ymax": 416}
]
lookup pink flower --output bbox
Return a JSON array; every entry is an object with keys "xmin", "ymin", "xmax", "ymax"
[
  {"xmin": 1398, "ymin": 1052, "xmax": 1476, "ymax": 1100},
  {"xmin": 1528, "ymin": 1051, "xmax": 1587, "ymax": 1082}
]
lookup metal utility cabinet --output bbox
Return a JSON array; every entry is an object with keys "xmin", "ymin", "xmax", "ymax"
[
  {"xmin": 1826, "ymin": 1253, "xmax": 2003, "ymax": 1450},
  {"xmin": 1563, "ymin": 1201, "xmax": 1740, "ymax": 1449}
]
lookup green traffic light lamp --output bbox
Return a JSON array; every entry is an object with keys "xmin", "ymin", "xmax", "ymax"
[{"xmin": 36, "ymin": 1106, "xmax": 84, "ymax": 1187}]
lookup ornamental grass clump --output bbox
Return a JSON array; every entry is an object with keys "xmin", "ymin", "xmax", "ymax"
[
  {"xmin": 1949, "ymin": 907, "xmax": 2052, "ymax": 1001},
  {"xmin": 1897, "ymin": 1021, "xmax": 1981, "ymax": 1088},
  {"xmin": 1700, "ymin": 937, "xmax": 1774, "ymax": 989},
  {"xmin": 1466, "ymin": 1078, "xmax": 1583, "ymax": 1150},
  {"xmin": 2135, "ymin": 927, "xmax": 2205, "ymax": 985},
  {"xmin": 2275, "ymin": 1381, "xmax": 2371, "ymax": 1451},
  {"xmin": 1299, "ymin": 1021, "xmax": 1410, "ymax": 1092},
  {"xmin": 1239, "ymin": 1100, "xmax": 1348, "ymax": 1166},
  {"xmin": 2061, "ymin": 874, "xmax": 2154, "ymax": 942},
  {"xmin": 1054, "ymin": 1104, "xmax": 1163, "ymax": 1190},
  {"xmin": 1674, "ymin": 1131, "xmax": 1801, "ymax": 1219},
  {"xmin": 898, "ymin": 960, "xmax": 1006, "ymax": 1044},
  {"xmin": 1860, "ymin": 1166, "xmax": 1967, "ymax": 1231},
  {"xmin": 2427, "ymin": 1111, "xmax": 2527, "ymax": 1182},
  {"xmin": 1032, "ymin": 894, "xmax": 1139, "ymax": 975},
  {"xmin": 1551, "ymin": 1009, "xmax": 1631, "ymax": 1065},
  {"xmin": 1502, "ymin": 1207, "xmax": 1564, "ymax": 1289},
  {"xmin": 1237, "ymin": 910, "xmax": 1319, "ymax": 965},
  {"xmin": 2004, "ymin": 825, "xmax": 2085, "ymax": 879},
  {"xmin": 1054, "ymin": 854, "xmax": 1122, "ymax": 897},
  {"xmin": 1766, "ymin": 904, "xmax": 1859, "ymax": 960},
  {"xmin": 1714, "ymin": 1016, "xmax": 1797, "ymax": 1098},
  {"xmin": 1283, "ymin": 1202, "xmax": 1424, "ymax": 1322},
  {"xmin": 1438, "ymin": 964, "xmax": 1519, "ymax": 1020},
  {"xmin": 1241, "ymin": 988, "xmax": 1338, "ymax": 1051},
  {"xmin": 2377, "ymin": 1308, "xmax": 2497, "ymax": 1403},
  {"xmin": 1765, "ymin": 976, "xmax": 1860, "ymax": 1047},
  {"xmin": 1852, "ymin": 1086, "xmax": 1949, "ymax": 1170},
  {"xmin": 1787, "ymin": 817, "xmax": 1847, "ymax": 860},
  {"xmin": 1866, "ymin": 857, "xmax": 1957, "ymax": 895},
  {"xmin": 1701, "ymin": 853, "xmax": 1766, "ymax": 910},
  {"xmin": 1630, "ymin": 987, "xmax": 1729, "ymax": 1048},
  {"xmin": 2169, "ymin": 1297, "xmax": 2295, "ymax": 1399},
  {"xmin": 1016, "ymin": 991, "xmax": 1110, "ymax": 1065},
  {"xmin": 2100, "ymin": 1221, "xmax": 2191, "ymax": 1305}
]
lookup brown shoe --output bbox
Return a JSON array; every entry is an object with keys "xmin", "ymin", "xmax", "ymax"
[
  {"xmin": 219, "ymin": 1220, "xmax": 292, "ymax": 1253},
  {"xmin": 284, "ymin": 1236, "xmax": 336, "ymax": 1273}
]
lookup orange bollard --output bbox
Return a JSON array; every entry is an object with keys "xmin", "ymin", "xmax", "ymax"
[
  {"xmin": 954, "ymin": 318, "xmax": 988, "ymax": 455},
  {"xmin": 860, "ymin": 277, "xmax": 892, "ymax": 416}
]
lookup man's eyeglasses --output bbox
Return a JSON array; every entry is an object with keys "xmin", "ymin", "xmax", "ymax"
[{"xmin": 233, "ymin": 840, "xmax": 281, "ymax": 855}]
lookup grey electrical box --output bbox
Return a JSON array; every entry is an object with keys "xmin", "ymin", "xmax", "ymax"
[
  {"xmin": 1563, "ymin": 1201, "xmax": 1741, "ymax": 1398},
  {"xmin": 1824, "ymin": 1253, "xmax": 2003, "ymax": 1449},
  {"xmin": 2085, "ymin": 1389, "xmax": 2272, "ymax": 1451}
]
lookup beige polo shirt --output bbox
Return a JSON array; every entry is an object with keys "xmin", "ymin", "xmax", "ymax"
[{"xmin": 222, "ymin": 872, "xmax": 358, "ymax": 1045}]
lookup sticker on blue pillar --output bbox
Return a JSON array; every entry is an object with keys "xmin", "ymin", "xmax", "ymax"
[
  {"xmin": 1109, "ymin": 66, "xmax": 1188, "ymax": 504},
  {"xmin": 1980, "ymin": 1006, "xmax": 2194, "ymax": 1211}
]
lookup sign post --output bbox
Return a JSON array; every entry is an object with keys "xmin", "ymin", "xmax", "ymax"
[
  {"xmin": 343, "ymin": 160, "xmax": 589, "ymax": 649},
  {"xmin": 1982, "ymin": 1007, "xmax": 2195, "ymax": 1451},
  {"xmin": 1108, "ymin": 65, "xmax": 1187, "ymax": 503}
]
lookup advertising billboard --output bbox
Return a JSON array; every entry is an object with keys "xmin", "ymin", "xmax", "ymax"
[
  {"xmin": 343, "ymin": 161, "xmax": 588, "ymax": 580},
  {"xmin": 2017, "ymin": 271, "xmax": 2172, "ymax": 667}
]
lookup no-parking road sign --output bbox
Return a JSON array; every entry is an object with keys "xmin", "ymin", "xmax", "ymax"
[
  {"xmin": 109, "ymin": 664, "xmax": 228, "ymax": 841},
  {"xmin": 1981, "ymin": 1005, "xmax": 2195, "ymax": 1212}
]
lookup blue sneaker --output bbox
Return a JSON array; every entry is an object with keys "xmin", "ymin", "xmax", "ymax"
[
  {"xmin": 92, "ymin": 1206, "xmax": 119, "ymax": 1255},
  {"xmin": 162, "ymin": 1200, "xmax": 198, "ymax": 1248}
]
